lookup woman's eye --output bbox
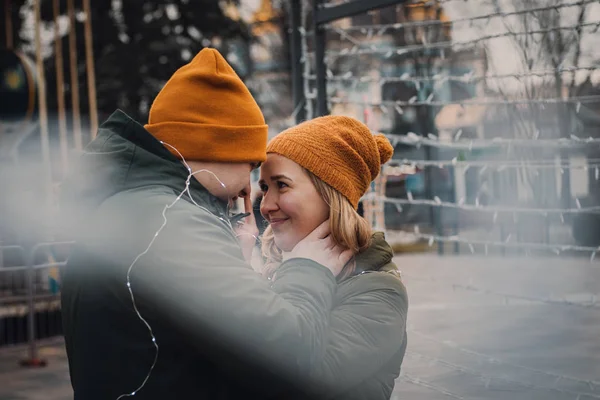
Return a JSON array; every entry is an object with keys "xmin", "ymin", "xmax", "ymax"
[
  {"xmin": 259, "ymin": 184, "xmax": 268, "ymax": 192},
  {"xmin": 277, "ymin": 181, "xmax": 288, "ymax": 189}
]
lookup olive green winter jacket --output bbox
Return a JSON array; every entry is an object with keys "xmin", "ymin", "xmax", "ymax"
[
  {"xmin": 272, "ymin": 232, "xmax": 408, "ymax": 399},
  {"xmin": 61, "ymin": 110, "xmax": 407, "ymax": 400},
  {"xmin": 61, "ymin": 110, "xmax": 341, "ymax": 399}
]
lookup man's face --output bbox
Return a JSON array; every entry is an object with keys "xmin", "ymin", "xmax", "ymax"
[
  {"xmin": 226, "ymin": 162, "xmax": 261, "ymax": 206},
  {"xmin": 187, "ymin": 161, "xmax": 261, "ymax": 204}
]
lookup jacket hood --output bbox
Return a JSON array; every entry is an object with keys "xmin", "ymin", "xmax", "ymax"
[
  {"xmin": 353, "ymin": 231, "xmax": 395, "ymax": 275},
  {"xmin": 60, "ymin": 110, "xmax": 228, "ymax": 232}
]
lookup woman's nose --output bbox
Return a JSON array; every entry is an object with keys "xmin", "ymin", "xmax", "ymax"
[{"xmin": 260, "ymin": 192, "xmax": 278, "ymax": 217}]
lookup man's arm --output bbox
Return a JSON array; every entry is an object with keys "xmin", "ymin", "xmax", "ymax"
[{"xmin": 100, "ymin": 192, "xmax": 337, "ymax": 384}]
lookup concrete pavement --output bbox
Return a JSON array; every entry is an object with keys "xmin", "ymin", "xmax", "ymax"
[
  {"xmin": 393, "ymin": 254, "xmax": 600, "ymax": 399},
  {"xmin": 1, "ymin": 254, "xmax": 599, "ymax": 399}
]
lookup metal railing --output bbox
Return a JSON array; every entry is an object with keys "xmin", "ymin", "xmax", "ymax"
[{"xmin": 0, "ymin": 241, "xmax": 73, "ymax": 367}]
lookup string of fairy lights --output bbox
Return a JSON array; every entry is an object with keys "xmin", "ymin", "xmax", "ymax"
[
  {"xmin": 323, "ymin": 0, "xmax": 598, "ymax": 33},
  {"xmin": 384, "ymin": 157, "xmax": 600, "ymax": 169},
  {"xmin": 303, "ymin": 4, "xmax": 600, "ymax": 399},
  {"xmin": 328, "ymin": 93, "xmax": 600, "ymax": 108},
  {"xmin": 298, "ymin": 0, "xmax": 600, "ymax": 260},
  {"xmin": 306, "ymin": 65, "xmax": 600, "ymax": 86},
  {"xmin": 386, "ymin": 132, "xmax": 600, "ymax": 150},
  {"xmin": 319, "ymin": 0, "xmax": 479, "ymax": 10},
  {"xmin": 361, "ymin": 137, "xmax": 600, "ymax": 260},
  {"xmin": 321, "ymin": 21, "xmax": 600, "ymax": 60}
]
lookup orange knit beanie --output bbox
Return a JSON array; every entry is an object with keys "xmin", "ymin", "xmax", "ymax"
[
  {"xmin": 266, "ymin": 116, "xmax": 394, "ymax": 209},
  {"xmin": 144, "ymin": 48, "xmax": 268, "ymax": 163}
]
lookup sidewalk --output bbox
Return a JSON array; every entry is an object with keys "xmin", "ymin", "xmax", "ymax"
[
  {"xmin": 0, "ymin": 254, "xmax": 598, "ymax": 400},
  {"xmin": 0, "ymin": 339, "xmax": 72, "ymax": 400},
  {"xmin": 394, "ymin": 254, "xmax": 600, "ymax": 400}
]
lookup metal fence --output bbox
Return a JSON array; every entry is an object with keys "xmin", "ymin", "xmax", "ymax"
[
  {"xmin": 0, "ymin": 242, "xmax": 72, "ymax": 366},
  {"xmin": 289, "ymin": 0, "xmax": 600, "ymax": 258},
  {"xmin": 284, "ymin": 2, "xmax": 600, "ymax": 398}
]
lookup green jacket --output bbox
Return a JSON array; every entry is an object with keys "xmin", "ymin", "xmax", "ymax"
[
  {"xmin": 273, "ymin": 232, "xmax": 408, "ymax": 399},
  {"xmin": 61, "ymin": 110, "xmax": 341, "ymax": 399}
]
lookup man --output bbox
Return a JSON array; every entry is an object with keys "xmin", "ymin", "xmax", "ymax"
[{"xmin": 61, "ymin": 48, "xmax": 351, "ymax": 399}]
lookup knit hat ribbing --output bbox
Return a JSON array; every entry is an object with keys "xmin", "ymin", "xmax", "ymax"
[{"xmin": 144, "ymin": 48, "xmax": 268, "ymax": 163}]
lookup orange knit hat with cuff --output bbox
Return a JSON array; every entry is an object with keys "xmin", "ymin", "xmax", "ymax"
[
  {"xmin": 266, "ymin": 116, "xmax": 394, "ymax": 209},
  {"xmin": 144, "ymin": 48, "xmax": 268, "ymax": 163}
]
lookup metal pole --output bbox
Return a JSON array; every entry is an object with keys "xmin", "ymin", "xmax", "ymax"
[
  {"xmin": 420, "ymin": 94, "xmax": 441, "ymax": 253},
  {"xmin": 451, "ymin": 166, "xmax": 460, "ymax": 254},
  {"xmin": 313, "ymin": 0, "xmax": 328, "ymax": 117},
  {"xmin": 26, "ymin": 250, "xmax": 37, "ymax": 361},
  {"xmin": 21, "ymin": 245, "xmax": 46, "ymax": 367},
  {"xmin": 4, "ymin": 0, "xmax": 13, "ymax": 49},
  {"xmin": 67, "ymin": 0, "xmax": 83, "ymax": 150},
  {"xmin": 82, "ymin": 0, "xmax": 98, "ymax": 140},
  {"xmin": 33, "ymin": 0, "xmax": 54, "ymax": 221},
  {"xmin": 423, "ymin": 147, "xmax": 443, "ymax": 255},
  {"xmin": 54, "ymin": 0, "xmax": 69, "ymax": 177},
  {"xmin": 290, "ymin": 0, "xmax": 306, "ymax": 123},
  {"xmin": 499, "ymin": 171, "xmax": 506, "ymax": 257}
]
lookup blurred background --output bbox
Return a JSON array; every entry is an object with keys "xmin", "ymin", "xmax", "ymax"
[{"xmin": 1, "ymin": 1, "xmax": 600, "ymax": 399}]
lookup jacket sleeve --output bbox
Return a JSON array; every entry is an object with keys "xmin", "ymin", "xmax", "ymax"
[
  {"xmin": 95, "ymin": 193, "xmax": 336, "ymax": 385},
  {"xmin": 286, "ymin": 272, "xmax": 408, "ymax": 397}
]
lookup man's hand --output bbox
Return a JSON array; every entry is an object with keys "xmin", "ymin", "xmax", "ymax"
[{"xmin": 234, "ymin": 185, "xmax": 259, "ymax": 264}]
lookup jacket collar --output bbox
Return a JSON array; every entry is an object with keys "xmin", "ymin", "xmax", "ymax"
[{"xmin": 65, "ymin": 110, "xmax": 230, "ymax": 221}]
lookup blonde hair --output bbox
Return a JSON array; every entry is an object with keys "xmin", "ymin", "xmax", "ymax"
[{"xmin": 261, "ymin": 170, "xmax": 372, "ymax": 280}]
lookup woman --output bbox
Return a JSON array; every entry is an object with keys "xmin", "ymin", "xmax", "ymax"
[{"xmin": 258, "ymin": 115, "xmax": 408, "ymax": 399}]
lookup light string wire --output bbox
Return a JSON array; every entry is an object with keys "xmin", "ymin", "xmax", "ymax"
[
  {"xmin": 390, "ymin": 229, "xmax": 600, "ymax": 260},
  {"xmin": 299, "ymin": 2, "xmax": 600, "ymax": 122},
  {"xmin": 327, "ymin": 93, "xmax": 600, "ymax": 108},
  {"xmin": 364, "ymin": 153, "xmax": 600, "ymax": 259},
  {"xmin": 319, "ymin": 0, "xmax": 466, "ymax": 9},
  {"xmin": 320, "ymin": 0, "xmax": 598, "ymax": 33},
  {"xmin": 385, "ymin": 133, "xmax": 600, "ymax": 150},
  {"xmin": 318, "ymin": 21, "xmax": 600, "ymax": 58},
  {"xmin": 303, "ymin": 1, "xmax": 600, "ymax": 258},
  {"xmin": 362, "ymin": 134, "xmax": 600, "ymax": 258},
  {"xmin": 384, "ymin": 158, "xmax": 600, "ymax": 169},
  {"xmin": 302, "ymin": 0, "xmax": 315, "ymax": 120},
  {"xmin": 362, "ymin": 193, "xmax": 600, "ymax": 216},
  {"xmin": 303, "ymin": 1, "xmax": 600, "ymax": 396},
  {"xmin": 116, "ymin": 141, "xmax": 232, "ymax": 399},
  {"xmin": 304, "ymin": 65, "xmax": 600, "ymax": 85}
]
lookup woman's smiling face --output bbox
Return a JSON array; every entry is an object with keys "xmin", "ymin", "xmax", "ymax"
[{"xmin": 259, "ymin": 153, "xmax": 329, "ymax": 252}]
